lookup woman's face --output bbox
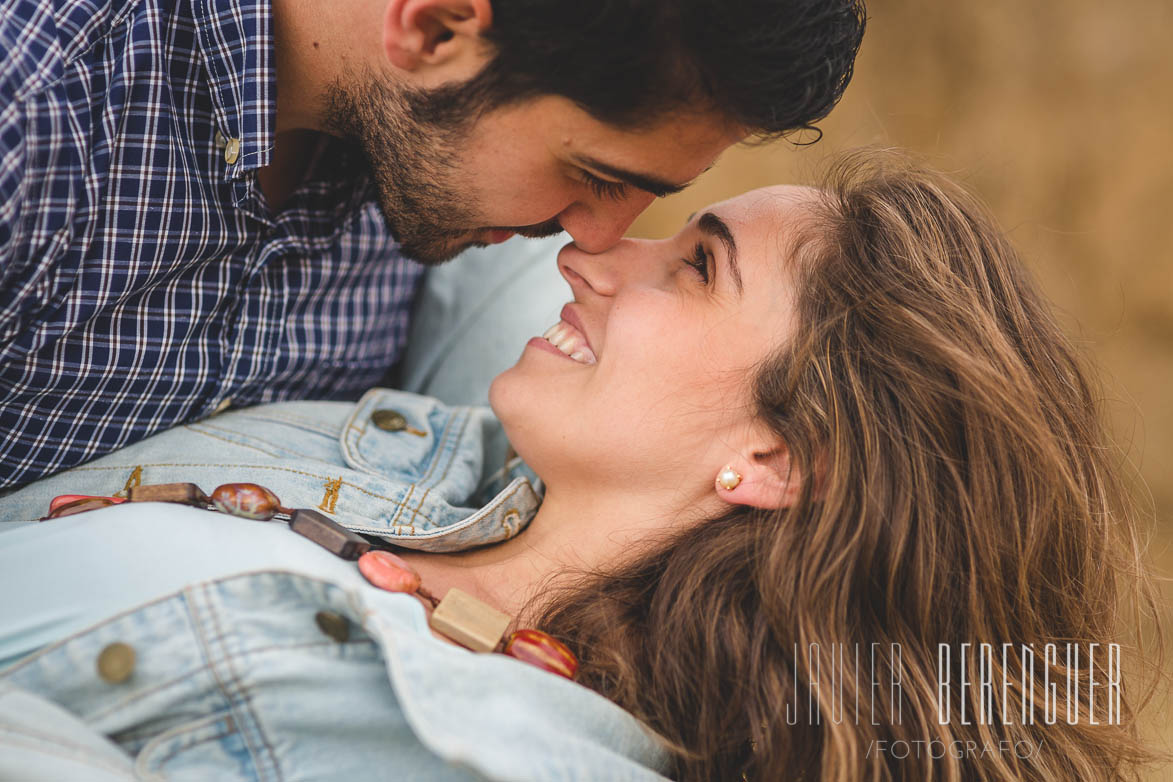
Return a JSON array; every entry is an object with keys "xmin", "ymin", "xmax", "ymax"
[{"xmin": 490, "ymin": 185, "xmax": 816, "ymax": 507}]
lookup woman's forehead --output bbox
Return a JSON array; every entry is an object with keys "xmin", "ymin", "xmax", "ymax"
[{"xmin": 700, "ymin": 185, "xmax": 821, "ymax": 268}]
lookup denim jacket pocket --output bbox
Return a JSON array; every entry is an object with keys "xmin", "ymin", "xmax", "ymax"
[{"xmin": 334, "ymin": 389, "xmax": 540, "ymax": 551}]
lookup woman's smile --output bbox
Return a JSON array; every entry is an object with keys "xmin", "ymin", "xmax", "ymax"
[{"xmin": 530, "ymin": 304, "xmax": 598, "ymax": 364}]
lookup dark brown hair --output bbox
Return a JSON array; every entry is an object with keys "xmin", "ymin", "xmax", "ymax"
[
  {"xmin": 408, "ymin": 0, "xmax": 866, "ymax": 139},
  {"xmin": 536, "ymin": 151, "xmax": 1163, "ymax": 781}
]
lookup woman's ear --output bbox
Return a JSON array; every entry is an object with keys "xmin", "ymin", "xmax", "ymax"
[
  {"xmin": 715, "ymin": 445, "xmax": 805, "ymax": 510},
  {"xmin": 383, "ymin": 0, "xmax": 492, "ymax": 71}
]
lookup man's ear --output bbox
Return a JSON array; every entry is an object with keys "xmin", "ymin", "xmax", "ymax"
[
  {"xmin": 383, "ymin": 0, "xmax": 492, "ymax": 72},
  {"xmin": 715, "ymin": 444, "xmax": 807, "ymax": 511}
]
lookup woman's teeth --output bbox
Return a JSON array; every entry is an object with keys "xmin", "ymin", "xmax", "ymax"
[{"xmin": 541, "ymin": 321, "xmax": 597, "ymax": 364}]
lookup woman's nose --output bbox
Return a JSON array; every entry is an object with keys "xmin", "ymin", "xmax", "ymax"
[{"xmin": 557, "ymin": 237, "xmax": 660, "ymax": 298}]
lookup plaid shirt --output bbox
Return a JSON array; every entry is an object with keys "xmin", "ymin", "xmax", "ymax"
[{"xmin": 0, "ymin": 0, "xmax": 424, "ymax": 489}]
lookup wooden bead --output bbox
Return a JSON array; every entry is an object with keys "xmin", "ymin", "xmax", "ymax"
[
  {"xmin": 357, "ymin": 551, "xmax": 422, "ymax": 593},
  {"xmin": 211, "ymin": 482, "xmax": 284, "ymax": 520},
  {"xmin": 429, "ymin": 588, "xmax": 511, "ymax": 653},
  {"xmin": 127, "ymin": 482, "xmax": 210, "ymax": 507},
  {"xmin": 289, "ymin": 509, "xmax": 370, "ymax": 560},
  {"xmin": 504, "ymin": 629, "xmax": 578, "ymax": 680}
]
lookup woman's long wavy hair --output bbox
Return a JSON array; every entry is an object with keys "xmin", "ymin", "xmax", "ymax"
[{"xmin": 536, "ymin": 151, "xmax": 1163, "ymax": 781}]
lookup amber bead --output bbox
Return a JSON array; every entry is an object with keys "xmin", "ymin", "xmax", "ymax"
[
  {"xmin": 211, "ymin": 483, "xmax": 284, "ymax": 520},
  {"xmin": 504, "ymin": 629, "xmax": 578, "ymax": 680}
]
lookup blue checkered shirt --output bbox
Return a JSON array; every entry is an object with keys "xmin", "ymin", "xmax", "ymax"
[{"xmin": 0, "ymin": 0, "xmax": 425, "ymax": 489}]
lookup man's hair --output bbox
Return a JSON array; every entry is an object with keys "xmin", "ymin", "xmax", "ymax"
[{"xmin": 413, "ymin": 0, "xmax": 867, "ymax": 138}]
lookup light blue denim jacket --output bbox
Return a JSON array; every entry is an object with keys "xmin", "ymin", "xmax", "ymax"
[
  {"xmin": 0, "ymin": 507, "xmax": 671, "ymax": 781},
  {"xmin": 0, "ymin": 388, "xmax": 541, "ymax": 551},
  {"xmin": 0, "ymin": 392, "xmax": 673, "ymax": 780}
]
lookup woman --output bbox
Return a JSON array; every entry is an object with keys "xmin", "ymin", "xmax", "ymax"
[{"xmin": 0, "ymin": 152, "xmax": 1159, "ymax": 781}]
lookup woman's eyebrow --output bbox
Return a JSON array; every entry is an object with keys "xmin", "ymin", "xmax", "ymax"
[{"xmin": 698, "ymin": 212, "xmax": 742, "ymax": 294}]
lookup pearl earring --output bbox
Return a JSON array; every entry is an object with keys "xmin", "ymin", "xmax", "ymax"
[{"xmin": 717, "ymin": 465, "xmax": 742, "ymax": 491}]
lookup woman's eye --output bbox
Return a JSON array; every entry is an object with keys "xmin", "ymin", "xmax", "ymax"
[
  {"xmin": 683, "ymin": 242, "xmax": 710, "ymax": 284},
  {"xmin": 582, "ymin": 172, "xmax": 628, "ymax": 201}
]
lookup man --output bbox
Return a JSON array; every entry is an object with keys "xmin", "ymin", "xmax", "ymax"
[{"xmin": 0, "ymin": 0, "xmax": 865, "ymax": 489}]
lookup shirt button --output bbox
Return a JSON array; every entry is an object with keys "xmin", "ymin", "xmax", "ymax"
[
  {"xmin": 223, "ymin": 137, "xmax": 241, "ymax": 165},
  {"xmin": 213, "ymin": 130, "xmax": 227, "ymax": 149},
  {"xmin": 212, "ymin": 397, "xmax": 233, "ymax": 416},
  {"xmin": 315, "ymin": 610, "xmax": 350, "ymax": 643},
  {"xmin": 97, "ymin": 642, "xmax": 136, "ymax": 683}
]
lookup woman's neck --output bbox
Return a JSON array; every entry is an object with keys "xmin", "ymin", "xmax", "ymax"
[{"xmin": 394, "ymin": 484, "xmax": 699, "ymax": 625}]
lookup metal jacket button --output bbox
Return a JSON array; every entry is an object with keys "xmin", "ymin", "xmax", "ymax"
[
  {"xmin": 315, "ymin": 610, "xmax": 350, "ymax": 643},
  {"xmin": 371, "ymin": 409, "xmax": 425, "ymax": 436},
  {"xmin": 371, "ymin": 409, "xmax": 407, "ymax": 431},
  {"xmin": 97, "ymin": 642, "xmax": 136, "ymax": 683}
]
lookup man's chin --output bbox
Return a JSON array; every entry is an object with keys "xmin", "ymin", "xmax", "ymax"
[{"xmin": 395, "ymin": 236, "xmax": 475, "ymax": 266}]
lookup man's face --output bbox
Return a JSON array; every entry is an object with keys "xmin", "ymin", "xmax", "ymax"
[{"xmin": 325, "ymin": 75, "xmax": 743, "ymax": 264}]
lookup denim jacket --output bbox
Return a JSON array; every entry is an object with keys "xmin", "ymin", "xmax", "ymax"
[
  {"xmin": 0, "ymin": 391, "xmax": 673, "ymax": 780},
  {"xmin": 0, "ymin": 507, "xmax": 671, "ymax": 781},
  {"xmin": 0, "ymin": 388, "xmax": 542, "ymax": 551}
]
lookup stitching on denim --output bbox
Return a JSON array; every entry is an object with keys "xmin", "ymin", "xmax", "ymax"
[
  {"xmin": 183, "ymin": 588, "xmax": 270, "ymax": 780},
  {"xmin": 152, "ymin": 720, "xmax": 237, "ymax": 770},
  {"xmin": 241, "ymin": 637, "xmax": 377, "ymax": 657},
  {"xmin": 403, "ymin": 408, "xmax": 466, "ymax": 529},
  {"xmin": 318, "ymin": 477, "xmax": 342, "ymax": 513},
  {"xmin": 388, "ymin": 483, "xmax": 415, "ymax": 528},
  {"xmin": 407, "ymin": 409, "xmax": 473, "ymax": 528},
  {"xmin": 224, "ymin": 411, "xmax": 338, "ymax": 438},
  {"xmin": 88, "ymin": 661, "xmax": 217, "ymax": 723},
  {"xmin": 196, "ymin": 583, "xmax": 283, "ymax": 782},
  {"xmin": 0, "ymin": 593, "xmax": 189, "ymax": 675},
  {"xmin": 186, "ymin": 422, "xmax": 292, "ymax": 459}
]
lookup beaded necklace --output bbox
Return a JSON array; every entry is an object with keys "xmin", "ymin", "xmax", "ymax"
[{"xmin": 45, "ymin": 481, "xmax": 578, "ymax": 680}]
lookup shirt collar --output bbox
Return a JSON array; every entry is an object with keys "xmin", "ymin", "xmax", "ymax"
[{"xmin": 191, "ymin": 0, "xmax": 277, "ymax": 177}]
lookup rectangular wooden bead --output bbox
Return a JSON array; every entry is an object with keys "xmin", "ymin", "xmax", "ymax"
[
  {"xmin": 429, "ymin": 588, "xmax": 511, "ymax": 653},
  {"xmin": 289, "ymin": 509, "xmax": 371, "ymax": 560},
  {"xmin": 127, "ymin": 482, "xmax": 210, "ymax": 507}
]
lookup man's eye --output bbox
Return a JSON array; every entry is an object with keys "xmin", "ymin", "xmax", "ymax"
[
  {"xmin": 581, "ymin": 172, "xmax": 628, "ymax": 201},
  {"xmin": 683, "ymin": 242, "xmax": 710, "ymax": 284}
]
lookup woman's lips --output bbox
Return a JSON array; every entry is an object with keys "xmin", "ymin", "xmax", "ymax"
[
  {"xmin": 487, "ymin": 229, "xmax": 515, "ymax": 244},
  {"xmin": 535, "ymin": 320, "xmax": 597, "ymax": 364}
]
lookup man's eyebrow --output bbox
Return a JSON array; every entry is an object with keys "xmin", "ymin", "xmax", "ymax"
[
  {"xmin": 698, "ymin": 211, "xmax": 742, "ymax": 295},
  {"xmin": 573, "ymin": 155, "xmax": 691, "ymax": 198}
]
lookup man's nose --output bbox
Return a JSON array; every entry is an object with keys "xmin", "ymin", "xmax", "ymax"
[{"xmin": 556, "ymin": 192, "xmax": 657, "ymax": 254}]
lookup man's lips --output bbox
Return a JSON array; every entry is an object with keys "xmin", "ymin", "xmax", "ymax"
[{"xmin": 485, "ymin": 219, "xmax": 563, "ymax": 243}]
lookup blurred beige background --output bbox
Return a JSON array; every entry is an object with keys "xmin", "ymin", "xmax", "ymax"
[{"xmin": 630, "ymin": 0, "xmax": 1172, "ymax": 768}]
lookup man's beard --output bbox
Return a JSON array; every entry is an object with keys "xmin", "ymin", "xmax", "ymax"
[{"xmin": 323, "ymin": 73, "xmax": 563, "ymax": 265}]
